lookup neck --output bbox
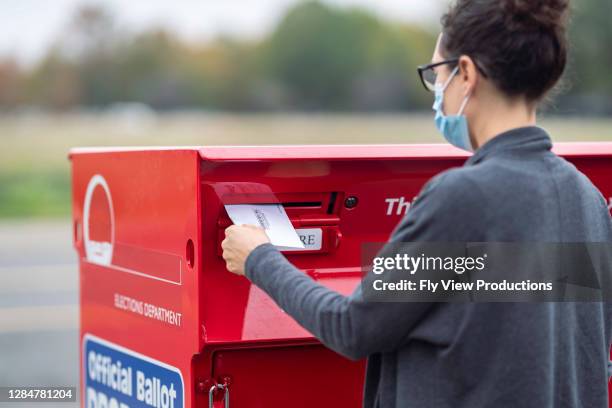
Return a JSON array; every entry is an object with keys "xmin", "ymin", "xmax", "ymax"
[{"xmin": 470, "ymin": 96, "xmax": 537, "ymax": 150}]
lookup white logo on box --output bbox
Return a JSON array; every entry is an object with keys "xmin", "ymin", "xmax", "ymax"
[
  {"xmin": 385, "ymin": 197, "xmax": 417, "ymax": 216},
  {"xmin": 83, "ymin": 174, "xmax": 115, "ymax": 266}
]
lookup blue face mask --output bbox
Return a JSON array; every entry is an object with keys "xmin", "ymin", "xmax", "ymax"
[{"xmin": 433, "ymin": 66, "xmax": 473, "ymax": 152}]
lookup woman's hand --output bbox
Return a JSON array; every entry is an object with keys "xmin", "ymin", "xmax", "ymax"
[{"xmin": 221, "ymin": 224, "xmax": 271, "ymax": 276}]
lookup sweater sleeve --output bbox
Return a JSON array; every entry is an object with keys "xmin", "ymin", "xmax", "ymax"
[
  {"xmin": 244, "ymin": 169, "xmax": 482, "ymax": 360},
  {"xmin": 245, "ymin": 242, "xmax": 434, "ymax": 360}
]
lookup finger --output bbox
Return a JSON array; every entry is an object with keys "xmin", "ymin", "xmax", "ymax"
[
  {"xmin": 243, "ymin": 224, "xmax": 265, "ymax": 233},
  {"xmin": 244, "ymin": 224, "xmax": 262, "ymax": 229},
  {"xmin": 221, "ymin": 248, "xmax": 234, "ymax": 259},
  {"xmin": 225, "ymin": 225, "xmax": 238, "ymax": 235}
]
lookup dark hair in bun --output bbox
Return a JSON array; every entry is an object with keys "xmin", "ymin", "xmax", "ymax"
[{"xmin": 441, "ymin": 0, "xmax": 570, "ymax": 102}]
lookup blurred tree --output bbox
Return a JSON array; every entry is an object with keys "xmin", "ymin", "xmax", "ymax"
[
  {"xmin": 0, "ymin": 59, "xmax": 24, "ymax": 108},
  {"xmin": 195, "ymin": 38, "xmax": 261, "ymax": 110},
  {"xmin": 265, "ymin": 1, "xmax": 436, "ymax": 111},
  {"xmin": 3, "ymin": 0, "xmax": 610, "ymax": 114},
  {"xmin": 62, "ymin": 5, "xmax": 120, "ymax": 106},
  {"xmin": 27, "ymin": 51, "xmax": 82, "ymax": 109},
  {"xmin": 563, "ymin": 0, "xmax": 612, "ymax": 114},
  {"xmin": 114, "ymin": 30, "xmax": 195, "ymax": 109},
  {"xmin": 351, "ymin": 24, "xmax": 435, "ymax": 111},
  {"xmin": 266, "ymin": 1, "xmax": 375, "ymax": 109},
  {"xmin": 25, "ymin": 5, "xmax": 118, "ymax": 109}
]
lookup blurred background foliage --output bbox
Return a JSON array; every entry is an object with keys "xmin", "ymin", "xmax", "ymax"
[
  {"xmin": 1, "ymin": 2, "xmax": 433, "ymax": 112},
  {"xmin": 1, "ymin": 0, "xmax": 610, "ymax": 114}
]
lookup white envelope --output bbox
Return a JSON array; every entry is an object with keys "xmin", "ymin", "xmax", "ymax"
[{"xmin": 224, "ymin": 204, "xmax": 305, "ymax": 249}]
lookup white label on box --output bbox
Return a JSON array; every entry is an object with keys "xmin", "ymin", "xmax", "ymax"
[{"xmin": 279, "ymin": 228, "xmax": 323, "ymax": 252}]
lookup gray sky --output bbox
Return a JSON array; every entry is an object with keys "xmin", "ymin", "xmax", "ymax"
[{"xmin": 1, "ymin": 0, "xmax": 445, "ymax": 66}]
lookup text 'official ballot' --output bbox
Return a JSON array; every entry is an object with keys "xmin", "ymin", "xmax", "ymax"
[{"xmin": 225, "ymin": 204, "xmax": 305, "ymax": 249}]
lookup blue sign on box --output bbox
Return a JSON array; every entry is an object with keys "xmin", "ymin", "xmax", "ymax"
[{"xmin": 83, "ymin": 334, "xmax": 184, "ymax": 408}]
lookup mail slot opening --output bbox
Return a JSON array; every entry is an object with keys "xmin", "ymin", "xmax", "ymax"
[
  {"xmin": 218, "ymin": 191, "xmax": 342, "ymax": 216},
  {"xmin": 280, "ymin": 191, "xmax": 339, "ymax": 215},
  {"xmin": 282, "ymin": 192, "xmax": 341, "ymax": 218},
  {"xmin": 281, "ymin": 201, "xmax": 322, "ymax": 208}
]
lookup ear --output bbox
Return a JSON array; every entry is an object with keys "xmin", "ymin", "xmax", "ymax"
[{"xmin": 457, "ymin": 55, "xmax": 479, "ymax": 96}]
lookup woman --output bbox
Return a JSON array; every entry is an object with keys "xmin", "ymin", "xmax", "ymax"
[{"xmin": 222, "ymin": 0, "xmax": 612, "ymax": 406}]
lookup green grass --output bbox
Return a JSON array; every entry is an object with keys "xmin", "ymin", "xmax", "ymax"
[
  {"xmin": 1, "ymin": 112, "xmax": 612, "ymax": 218},
  {"xmin": 0, "ymin": 168, "xmax": 69, "ymax": 217}
]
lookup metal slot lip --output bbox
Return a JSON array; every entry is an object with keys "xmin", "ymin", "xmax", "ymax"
[{"xmin": 281, "ymin": 201, "xmax": 323, "ymax": 208}]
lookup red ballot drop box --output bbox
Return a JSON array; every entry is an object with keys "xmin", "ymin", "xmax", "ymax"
[{"xmin": 70, "ymin": 143, "xmax": 612, "ymax": 408}]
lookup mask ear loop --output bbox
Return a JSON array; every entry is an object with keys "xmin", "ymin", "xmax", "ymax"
[
  {"xmin": 449, "ymin": 65, "xmax": 471, "ymax": 116},
  {"xmin": 441, "ymin": 66, "xmax": 460, "ymax": 91},
  {"xmin": 441, "ymin": 66, "xmax": 471, "ymax": 116},
  {"xmin": 457, "ymin": 92, "xmax": 472, "ymax": 116}
]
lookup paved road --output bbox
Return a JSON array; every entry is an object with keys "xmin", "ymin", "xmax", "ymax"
[{"xmin": 0, "ymin": 220, "xmax": 78, "ymax": 407}]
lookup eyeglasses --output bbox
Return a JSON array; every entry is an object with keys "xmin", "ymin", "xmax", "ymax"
[
  {"xmin": 417, "ymin": 58, "xmax": 488, "ymax": 92},
  {"xmin": 417, "ymin": 59, "xmax": 459, "ymax": 92}
]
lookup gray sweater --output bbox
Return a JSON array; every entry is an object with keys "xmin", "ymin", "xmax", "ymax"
[{"xmin": 245, "ymin": 126, "xmax": 612, "ymax": 407}]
